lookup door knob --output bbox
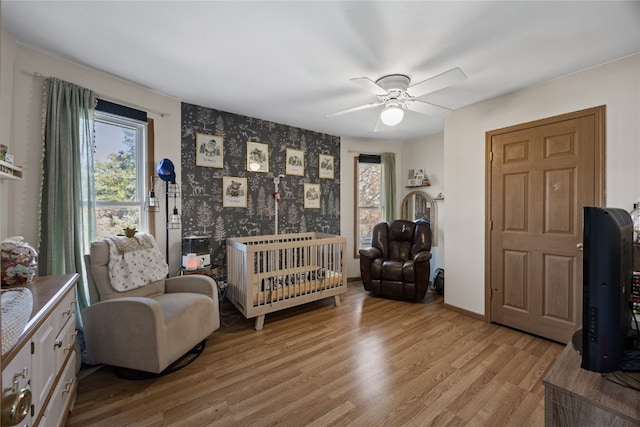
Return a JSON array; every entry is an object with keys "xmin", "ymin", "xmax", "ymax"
[{"xmin": 577, "ymin": 243, "xmax": 584, "ymax": 251}]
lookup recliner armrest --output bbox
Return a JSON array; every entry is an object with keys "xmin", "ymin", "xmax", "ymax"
[
  {"xmin": 82, "ymin": 297, "xmax": 164, "ymax": 325},
  {"xmin": 413, "ymin": 251, "xmax": 432, "ymax": 264},
  {"xmin": 359, "ymin": 247, "xmax": 383, "ymax": 260},
  {"xmin": 82, "ymin": 297, "xmax": 166, "ymax": 351},
  {"xmin": 165, "ymin": 275, "xmax": 218, "ymax": 303}
]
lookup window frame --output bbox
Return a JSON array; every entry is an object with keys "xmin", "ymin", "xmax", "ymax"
[
  {"xmin": 93, "ymin": 110, "xmax": 150, "ymax": 238},
  {"xmin": 353, "ymin": 155, "xmax": 383, "ymax": 258}
]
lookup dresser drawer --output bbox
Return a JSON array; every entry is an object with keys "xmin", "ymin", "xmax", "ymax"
[
  {"xmin": 30, "ymin": 281, "xmax": 77, "ymax": 425},
  {"xmin": 35, "ymin": 350, "xmax": 75, "ymax": 427},
  {"xmin": 1, "ymin": 275, "xmax": 79, "ymax": 427},
  {"xmin": 54, "ymin": 289, "xmax": 76, "ymax": 336},
  {"xmin": 53, "ymin": 312, "xmax": 76, "ymax": 372}
]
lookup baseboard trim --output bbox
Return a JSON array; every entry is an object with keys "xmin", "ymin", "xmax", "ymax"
[
  {"xmin": 443, "ymin": 302, "xmax": 487, "ymax": 322},
  {"xmin": 347, "ymin": 277, "xmax": 361, "ymax": 282}
]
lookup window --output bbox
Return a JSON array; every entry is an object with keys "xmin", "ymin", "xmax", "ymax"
[
  {"xmin": 354, "ymin": 155, "xmax": 383, "ymax": 256},
  {"xmin": 93, "ymin": 110, "xmax": 148, "ymax": 239}
]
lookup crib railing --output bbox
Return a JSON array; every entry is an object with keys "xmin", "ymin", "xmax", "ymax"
[{"xmin": 227, "ymin": 232, "xmax": 347, "ymax": 330}]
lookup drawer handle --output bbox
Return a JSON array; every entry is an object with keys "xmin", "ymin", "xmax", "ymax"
[
  {"xmin": 13, "ymin": 368, "xmax": 28, "ymax": 381},
  {"xmin": 62, "ymin": 300, "xmax": 77, "ymax": 317},
  {"xmin": 2, "ymin": 367, "xmax": 28, "ymax": 393},
  {"xmin": 62, "ymin": 379, "xmax": 74, "ymax": 394},
  {"xmin": 54, "ymin": 340, "xmax": 63, "ymax": 349},
  {"xmin": 2, "ymin": 380, "xmax": 19, "ymax": 394},
  {"xmin": 0, "ymin": 387, "xmax": 32, "ymax": 426}
]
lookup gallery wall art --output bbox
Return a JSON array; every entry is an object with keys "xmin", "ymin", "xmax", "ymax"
[{"xmin": 181, "ymin": 102, "xmax": 341, "ymax": 275}]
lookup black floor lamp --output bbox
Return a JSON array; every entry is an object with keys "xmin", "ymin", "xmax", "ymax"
[{"xmin": 156, "ymin": 159, "xmax": 181, "ymax": 267}]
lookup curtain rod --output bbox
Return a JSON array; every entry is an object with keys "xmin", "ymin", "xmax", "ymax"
[
  {"xmin": 20, "ymin": 70, "xmax": 170, "ymax": 118},
  {"xmin": 347, "ymin": 150, "xmax": 383, "ymax": 155}
]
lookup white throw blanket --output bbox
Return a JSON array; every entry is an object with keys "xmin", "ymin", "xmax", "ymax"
[{"xmin": 105, "ymin": 233, "xmax": 169, "ymax": 292}]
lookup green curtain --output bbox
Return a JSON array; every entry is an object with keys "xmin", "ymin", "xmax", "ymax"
[
  {"xmin": 381, "ymin": 152, "xmax": 396, "ymax": 221},
  {"xmin": 39, "ymin": 77, "xmax": 96, "ymax": 328}
]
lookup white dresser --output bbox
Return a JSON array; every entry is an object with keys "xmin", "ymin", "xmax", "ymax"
[{"xmin": 1, "ymin": 274, "xmax": 79, "ymax": 427}]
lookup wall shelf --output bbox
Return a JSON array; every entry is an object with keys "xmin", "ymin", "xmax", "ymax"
[{"xmin": 0, "ymin": 159, "xmax": 22, "ymax": 180}]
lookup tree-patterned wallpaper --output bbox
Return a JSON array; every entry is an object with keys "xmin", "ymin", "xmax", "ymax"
[{"xmin": 180, "ymin": 102, "xmax": 341, "ymax": 274}]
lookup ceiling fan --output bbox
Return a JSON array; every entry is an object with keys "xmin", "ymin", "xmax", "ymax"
[{"xmin": 326, "ymin": 67, "xmax": 467, "ymax": 131}]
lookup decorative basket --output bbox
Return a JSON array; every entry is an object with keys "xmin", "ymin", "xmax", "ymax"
[
  {"xmin": 1, "ymin": 236, "xmax": 38, "ymax": 287},
  {"xmin": 1, "ymin": 287, "xmax": 33, "ymax": 355}
]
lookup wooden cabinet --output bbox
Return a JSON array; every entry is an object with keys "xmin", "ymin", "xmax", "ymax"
[
  {"xmin": 1, "ymin": 274, "xmax": 79, "ymax": 427},
  {"xmin": 2, "ymin": 344, "xmax": 32, "ymax": 426},
  {"xmin": 543, "ymin": 343, "xmax": 640, "ymax": 426}
]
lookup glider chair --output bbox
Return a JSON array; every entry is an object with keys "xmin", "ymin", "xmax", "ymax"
[
  {"xmin": 359, "ymin": 220, "xmax": 432, "ymax": 300},
  {"xmin": 82, "ymin": 234, "xmax": 219, "ymax": 376}
]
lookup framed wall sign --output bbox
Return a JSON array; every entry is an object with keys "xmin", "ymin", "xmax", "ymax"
[
  {"xmin": 318, "ymin": 154, "xmax": 334, "ymax": 179},
  {"xmin": 304, "ymin": 183, "xmax": 320, "ymax": 209},
  {"xmin": 246, "ymin": 141, "xmax": 269, "ymax": 172},
  {"xmin": 286, "ymin": 148, "xmax": 304, "ymax": 176},
  {"xmin": 222, "ymin": 176, "xmax": 248, "ymax": 207},
  {"xmin": 196, "ymin": 133, "xmax": 223, "ymax": 168}
]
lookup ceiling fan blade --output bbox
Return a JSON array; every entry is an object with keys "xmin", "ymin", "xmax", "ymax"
[
  {"xmin": 406, "ymin": 100, "xmax": 453, "ymax": 118},
  {"xmin": 326, "ymin": 101, "xmax": 384, "ymax": 118},
  {"xmin": 350, "ymin": 77, "xmax": 389, "ymax": 96},
  {"xmin": 373, "ymin": 114, "xmax": 384, "ymax": 132},
  {"xmin": 406, "ymin": 67, "xmax": 467, "ymax": 98}
]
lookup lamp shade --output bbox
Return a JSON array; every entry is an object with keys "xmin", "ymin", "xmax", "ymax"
[
  {"xmin": 380, "ymin": 105, "xmax": 404, "ymax": 126},
  {"xmin": 168, "ymin": 207, "xmax": 181, "ymax": 229}
]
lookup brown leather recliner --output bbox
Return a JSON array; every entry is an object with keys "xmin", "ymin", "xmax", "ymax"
[{"xmin": 359, "ymin": 220, "xmax": 432, "ymax": 300}]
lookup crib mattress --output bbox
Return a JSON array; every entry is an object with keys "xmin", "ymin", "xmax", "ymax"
[{"xmin": 252, "ymin": 270, "xmax": 342, "ymax": 306}]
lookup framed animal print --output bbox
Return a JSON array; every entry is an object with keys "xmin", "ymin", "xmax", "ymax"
[
  {"xmin": 196, "ymin": 133, "xmax": 223, "ymax": 168},
  {"xmin": 286, "ymin": 148, "xmax": 304, "ymax": 176},
  {"xmin": 304, "ymin": 183, "xmax": 320, "ymax": 209},
  {"xmin": 222, "ymin": 176, "xmax": 248, "ymax": 207},
  {"xmin": 246, "ymin": 141, "xmax": 269, "ymax": 172},
  {"xmin": 319, "ymin": 154, "xmax": 334, "ymax": 179}
]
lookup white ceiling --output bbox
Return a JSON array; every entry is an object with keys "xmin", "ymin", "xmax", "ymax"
[{"xmin": 2, "ymin": 1, "xmax": 639, "ymax": 141}]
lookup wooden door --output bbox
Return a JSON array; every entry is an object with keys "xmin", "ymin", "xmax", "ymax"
[{"xmin": 487, "ymin": 107, "xmax": 605, "ymax": 343}]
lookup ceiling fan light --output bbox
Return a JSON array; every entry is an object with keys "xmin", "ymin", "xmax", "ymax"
[{"xmin": 380, "ymin": 105, "xmax": 404, "ymax": 126}]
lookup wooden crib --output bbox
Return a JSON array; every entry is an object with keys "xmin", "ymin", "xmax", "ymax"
[{"xmin": 226, "ymin": 232, "xmax": 347, "ymax": 330}]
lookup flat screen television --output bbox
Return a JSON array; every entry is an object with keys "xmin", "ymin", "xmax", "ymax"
[{"xmin": 577, "ymin": 206, "xmax": 633, "ymax": 373}]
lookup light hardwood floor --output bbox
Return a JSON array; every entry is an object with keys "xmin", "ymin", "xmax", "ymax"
[{"xmin": 67, "ymin": 282, "xmax": 563, "ymax": 426}]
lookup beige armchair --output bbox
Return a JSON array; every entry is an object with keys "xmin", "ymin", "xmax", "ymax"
[{"xmin": 82, "ymin": 237, "xmax": 219, "ymax": 374}]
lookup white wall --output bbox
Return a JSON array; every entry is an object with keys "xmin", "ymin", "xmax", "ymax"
[
  {"xmin": 0, "ymin": 25, "xmax": 17, "ymax": 239},
  {"xmin": 444, "ymin": 54, "xmax": 640, "ymax": 316},
  {"xmin": 4, "ymin": 39, "xmax": 184, "ymax": 274},
  {"xmin": 402, "ymin": 133, "xmax": 445, "ymax": 280},
  {"xmin": 340, "ymin": 137, "xmax": 404, "ymax": 277}
]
